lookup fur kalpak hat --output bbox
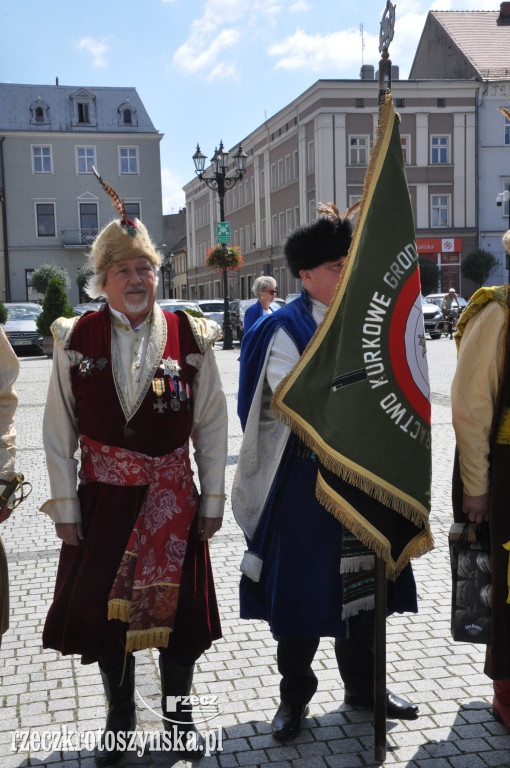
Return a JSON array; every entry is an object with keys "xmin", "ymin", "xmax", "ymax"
[
  {"xmin": 89, "ymin": 167, "xmax": 161, "ymax": 275},
  {"xmin": 284, "ymin": 211, "xmax": 352, "ymax": 278}
]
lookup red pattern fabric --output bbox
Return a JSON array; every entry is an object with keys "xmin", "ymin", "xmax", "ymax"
[{"xmin": 79, "ymin": 434, "xmax": 198, "ymax": 652}]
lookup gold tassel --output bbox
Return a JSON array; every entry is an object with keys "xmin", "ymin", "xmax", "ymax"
[{"xmin": 108, "ymin": 599, "xmax": 131, "ymax": 623}]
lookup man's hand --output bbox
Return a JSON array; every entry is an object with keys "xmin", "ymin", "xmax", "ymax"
[
  {"xmin": 197, "ymin": 517, "xmax": 222, "ymax": 542},
  {"xmin": 463, "ymin": 492, "xmax": 490, "ymax": 524},
  {"xmin": 55, "ymin": 522, "xmax": 84, "ymax": 546},
  {"xmin": 0, "ymin": 505, "xmax": 12, "ymax": 525}
]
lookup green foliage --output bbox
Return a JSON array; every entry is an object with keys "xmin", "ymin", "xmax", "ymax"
[
  {"xmin": 77, "ymin": 264, "xmax": 94, "ymax": 302},
  {"xmin": 31, "ymin": 263, "xmax": 71, "ymax": 294},
  {"xmin": 418, "ymin": 257, "xmax": 440, "ymax": 296},
  {"xmin": 461, "ymin": 248, "xmax": 499, "ymax": 289},
  {"xmin": 36, "ymin": 277, "xmax": 75, "ymax": 337},
  {"xmin": 184, "ymin": 308, "xmax": 205, "ymax": 318},
  {"xmin": 0, "ymin": 301, "xmax": 7, "ymax": 325}
]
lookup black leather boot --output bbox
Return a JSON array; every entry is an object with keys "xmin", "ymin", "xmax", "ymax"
[
  {"xmin": 95, "ymin": 654, "xmax": 136, "ymax": 767},
  {"xmin": 159, "ymin": 657, "xmax": 205, "ymax": 759}
]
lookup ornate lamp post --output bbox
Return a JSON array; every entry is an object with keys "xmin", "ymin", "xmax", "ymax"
[{"xmin": 192, "ymin": 140, "xmax": 247, "ymax": 350}]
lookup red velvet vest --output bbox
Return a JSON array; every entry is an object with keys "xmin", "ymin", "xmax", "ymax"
[{"xmin": 69, "ymin": 307, "xmax": 201, "ymax": 457}]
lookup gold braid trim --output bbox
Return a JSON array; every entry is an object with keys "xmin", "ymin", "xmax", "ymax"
[
  {"xmin": 184, "ymin": 314, "xmax": 222, "ymax": 353},
  {"xmin": 50, "ymin": 316, "xmax": 81, "ymax": 350},
  {"xmin": 108, "ymin": 599, "xmax": 131, "ymax": 623},
  {"xmin": 125, "ymin": 627, "xmax": 171, "ymax": 653},
  {"xmin": 315, "ymin": 473, "xmax": 434, "ymax": 580}
]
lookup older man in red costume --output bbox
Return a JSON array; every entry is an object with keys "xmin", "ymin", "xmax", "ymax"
[{"xmin": 41, "ymin": 185, "xmax": 227, "ymax": 765}]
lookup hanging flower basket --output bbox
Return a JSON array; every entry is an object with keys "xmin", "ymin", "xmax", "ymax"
[{"xmin": 205, "ymin": 244, "xmax": 244, "ymax": 272}]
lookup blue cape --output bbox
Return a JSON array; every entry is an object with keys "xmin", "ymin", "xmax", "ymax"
[{"xmin": 237, "ymin": 289, "xmax": 316, "ymax": 431}]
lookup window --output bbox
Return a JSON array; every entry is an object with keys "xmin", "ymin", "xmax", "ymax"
[
  {"xmin": 271, "ymin": 163, "xmax": 277, "ymax": 191},
  {"xmin": 431, "ymin": 136, "xmax": 449, "ymax": 164},
  {"xmin": 30, "ymin": 98, "xmax": 50, "ymax": 125},
  {"xmin": 36, "ymin": 203, "xmax": 56, "ymax": 237},
  {"xmin": 238, "ymin": 183, "xmax": 244, "ymax": 207},
  {"xmin": 76, "ymin": 146, "xmax": 95, "ymax": 174},
  {"xmin": 32, "ymin": 145, "xmax": 52, "ymax": 173},
  {"xmin": 260, "ymin": 219, "xmax": 266, "ymax": 248},
  {"xmin": 431, "ymin": 195, "xmax": 449, "ymax": 228},
  {"xmin": 293, "ymin": 150, "xmax": 299, "ymax": 180},
  {"xmin": 125, "ymin": 202, "xmax": 140, "ymax": 220},
  {"xmin": 437, "ymin": 98, "xmax": 446, "ymax": 108},
  {"xmin": 119, "ymin": 146, "xmax": 138, "ymax": 174},
  {"xmin": 118, "ymin": 102, "xmax": 137, "ymax": 127},
  {"xmin": 260, "ymin": 169, "xmax": 265, "ymax": 197},
  {"xmin": 355, "ymin": 98, "xmax": 364, "ymax": 108},
  {"xmin": 395, "ymin": 98, "xmax": 405, "ymax": 108},
  {"xmin": 78, "ymin": 102, "xmax": 90, "ymax": 124},
  {"xmin": 349, "ymin": 136, "xmax": 369, "ymax": 165},
  {"xmin": 246, "ymin": 226, "xmax": 251, "ymax": 251},
  {"xmin": 279, "ymin": 212, "xmax": 285, "ymax": 242},
  {"xmin": 80, "ymin": 203, "xmax": 98, "ymax": 232},
  {"xmin": 307, "ymin": 141, "xmax": 315, "ymax": 173},
  {"xmin": 308, "ymin": 199, "xmax": 316, "ymax": 223},
  {"xmin": 400, "ymin": 135, "xmax": 411, "ymax": 165},
  {"xmin": 272, "ymin": 215, "xmax": 278, "ymax": 244},
  {"xmin": 505, "ymin": 117, "xmax": 510, "ymax": 146},
  {"xmin": 278, "ymin": 159, "xmax": 284, "ymax": 187},
  {"xmin": 285, "ymin": 155, "xmax": 291, "ymax": 184},
  {"xmin": 294, "ymin": 206, "xmax": 300, "ymax": 228},
  {"xmin": 286, "ymin": 209, "xmax": 292, "ymax": 236},
  {"xmin": 240, "ymin": 228, "xmax": 245, "ymax": 252}
]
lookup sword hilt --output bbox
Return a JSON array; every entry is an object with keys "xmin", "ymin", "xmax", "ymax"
[{"xmin": 0, "ymin": 472, "xmax": 24, "ymax": 507}]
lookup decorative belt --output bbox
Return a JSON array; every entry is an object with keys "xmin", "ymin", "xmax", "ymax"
[{"xmin": 79, "ymin": 434, "xmax": 198, "ymax": 654}]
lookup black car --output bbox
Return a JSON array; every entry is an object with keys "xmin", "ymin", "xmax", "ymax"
[{"xmin": 3, "ymin": 302, "xmax": 44, "ymax": 355}]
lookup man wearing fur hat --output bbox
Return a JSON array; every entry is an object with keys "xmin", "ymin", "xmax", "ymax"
[
  {"xmin": 41, "ymin": 199, "xmax": 227, "ymax": 765},
  {"xmin": 452, "ymin": 229, "xmax": 510, "ymax": 732},
  {"xmin": 233, "ymin": 215, "xmax": 419, "ymax": 740},
  {"xmin": 0, "ymin": 327, "xmax": 20, "ymax": 647}
]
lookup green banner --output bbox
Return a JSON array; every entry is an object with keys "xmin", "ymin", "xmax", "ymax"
[{"xmin": 272, "ymin": 96, "xmax": 433, "ymax": 577}]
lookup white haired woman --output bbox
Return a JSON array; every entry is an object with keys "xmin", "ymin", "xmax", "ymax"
[{"xmin": 243, "ymin": 275, "xmax": 279, "ymax": 335}]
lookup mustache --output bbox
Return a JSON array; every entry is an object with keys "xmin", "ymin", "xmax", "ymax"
[{"xmin": 124, "ymin": 286, "xmax": 146, "ymax": 296}]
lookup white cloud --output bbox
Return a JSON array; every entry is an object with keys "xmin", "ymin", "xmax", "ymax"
[
  {"xmin": 174, "ymin": 28, "xmax": 240, "ymax": 75},
  {"xmin": 78, "ymin": 37, "xmax": 111, "ymax": 68},
  {"xmin": 289, "ymin": 1, "xmax": 310, "ymax": 11},
  {"xmin": 206, "ymin": 62, "xmax": 240, "ymax": 82},
  {"xmin": 268, "ymin": 26, "xmax": 373, "ymax": 72},
  {"xmin": 161, "ymin": 167, "xmax": 186, "ymax": 215}
]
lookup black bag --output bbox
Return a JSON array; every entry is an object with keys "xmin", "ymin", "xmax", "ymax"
[{"xmin": 449, "ymin": 522, "xmax": 491, "ymax": 644}]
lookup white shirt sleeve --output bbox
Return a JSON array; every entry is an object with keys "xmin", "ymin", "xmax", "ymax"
[
  {"xmin": 191, "ymin": 348, "xmax": 228, "ymax": 519},
  {"xmin": 41, "ymin": 342, "xmax": 82, "ymax": 523},
  {"xmin": 451, "ymin": 301, "xmax": 506, "ymax": 497},
  {"xmin": 266, "ymin": 328, "xmax": 301, "ymax": 393},
  {"xmin": 0, "ymin": 327, "xmax": 19, "ymax": 481}
]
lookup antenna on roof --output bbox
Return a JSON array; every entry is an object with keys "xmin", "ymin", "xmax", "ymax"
[
  {"xmin": 56, "ymin": 77, "xmax": 59, "ymax": 86},
  {"xmin": 360, "ymin": 24, "xmax": 365, "ymax": 66}
]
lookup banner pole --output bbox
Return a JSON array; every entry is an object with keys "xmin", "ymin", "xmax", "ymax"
[
  {"xmin": 374, "ymin": 2, "xmax": 395, "ymax": 761},
  {"xmin": 374, "ymin": 555, "xmax": 387, "ymax": 762}
]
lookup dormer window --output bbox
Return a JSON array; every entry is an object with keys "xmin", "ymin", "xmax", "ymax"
[
  {"xmin": 118, "ymin": 101, "xmax": 138, "ymax": 127},
  {"xmin": 70, "ymin": 89, "xmax": 97, "ymax": 127},
  {"xmin": 30, "ymin": 98, "xmax": 50, "ymax": 125}
]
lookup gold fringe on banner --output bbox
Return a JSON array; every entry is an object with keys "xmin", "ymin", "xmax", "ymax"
[
  {"xmin": 108, "ymin": 599, "xmax": 131, "ymax": 623},
  {"xmin": 125, "ymin": 626, "xmax": 171, "ymax": 654}
]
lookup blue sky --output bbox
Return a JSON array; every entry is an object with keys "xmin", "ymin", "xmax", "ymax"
[{"xmin": 1, "ymin": 0, "xmax": 497, "ymax": 213}]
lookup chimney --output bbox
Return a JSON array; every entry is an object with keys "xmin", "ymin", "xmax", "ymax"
[
  {"xmin": 498, "ymin": 2, "xmax": 510, "ymax": 23},
  {"xmin": 360, "ymin": 65, "xmax": 375, "ymax": 81},
  {"xmin": 391, "ymin": 65, "xmax": 400, "ymax": 81}
]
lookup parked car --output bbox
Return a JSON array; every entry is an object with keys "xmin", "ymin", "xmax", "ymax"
[
  {"xmin": 274, "ymin": 298, "xmax": 286, "ymax": 308},
  {"xmin": 425, "ymin": 293, "xmax": 468, "ymax": 311},
  {"xmin": 3, "ymin": 302, "xmax": 44, "ymax": 355},
  {"xmin": 285, "ymin": 293, "xmax": 300, "ymax": 303},
  {"xmin": 421, "ymin": 295, "xmax": 444, "ymax": 339},
  {"xmin": 157, "ymin": 299, "xmax": 202, "ymax": 314},
  {"xmin": 196, "ymin": 300, "xmax": 226, "ymax": 326},
  {"xmin": 73, "ymin": 301, "xmax": 105, "ymax": 316}
]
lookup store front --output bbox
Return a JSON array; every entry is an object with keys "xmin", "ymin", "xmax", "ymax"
[{"xmin": 417, "ymin": 237, "xmax": 462, "ymax": 292}]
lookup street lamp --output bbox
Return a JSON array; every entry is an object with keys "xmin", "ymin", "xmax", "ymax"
[{"xmin": 192, "ymin": 139, "xmax": 247, "ymax": 350}]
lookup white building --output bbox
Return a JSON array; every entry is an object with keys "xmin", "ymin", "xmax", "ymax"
[{"xmin": 0, "ymin": 82, "xmax": 163, "ymax": 303}]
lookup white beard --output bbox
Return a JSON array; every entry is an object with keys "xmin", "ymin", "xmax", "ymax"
[{"xmin": 124, "ymin": 291, "xmax": 148, "ymax": 314}]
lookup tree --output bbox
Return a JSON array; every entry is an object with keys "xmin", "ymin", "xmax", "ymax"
[
  {"xmin": 77, "ymin": 264, "xmax": 94, "ymax": 302},
  {"xmin": 36, "ymin": 277, "xmax": 75, "ymax": 337},
  {"xmin": 461, "ymin": 248, "xmax": 499, "ymax": 290},
  {"xmin": 0, "ymin": 302, "xmax": 7, "ymax": 325},
  {"xmin": 418, "ymin": 257, "xmax": 440, "ymax": 296},
  {"xmin": 31, "ymin": 263, "xmax": 71, "ymax": 295}
]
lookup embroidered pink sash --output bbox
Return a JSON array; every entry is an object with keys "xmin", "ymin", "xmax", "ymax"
[{"xmin": 79, "ymin": 434, "xmax": 198, "ymax": 653}]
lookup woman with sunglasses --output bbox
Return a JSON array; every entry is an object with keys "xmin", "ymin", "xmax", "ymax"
[{"xmin": 243, "ymin": 275, "xmax": 280, "ymax": 335}]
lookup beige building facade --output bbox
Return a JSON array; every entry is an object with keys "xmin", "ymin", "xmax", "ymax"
[{"xmin": 184, "ymin": 76, "xmax": 478, "ymax": 301}]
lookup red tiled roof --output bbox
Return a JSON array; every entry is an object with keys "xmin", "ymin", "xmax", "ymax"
[{"xmin": 431, "ymin": 11, "xmax": 510, "ymax": 80}]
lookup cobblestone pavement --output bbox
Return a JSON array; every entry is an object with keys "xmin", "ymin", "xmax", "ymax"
[{"xmin": 1, "ymin": 336, "xmax": 509, "ymax": 768}]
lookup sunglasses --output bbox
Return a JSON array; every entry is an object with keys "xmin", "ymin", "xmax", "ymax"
[{"xmin": 263, "ymin": 289, "xmax": 278, "ymax": 295}]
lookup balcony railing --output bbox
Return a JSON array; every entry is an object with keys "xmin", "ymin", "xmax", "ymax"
[{"xmin": 61, "ymin": 228, "xmax": 99, "ymax": 247}]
